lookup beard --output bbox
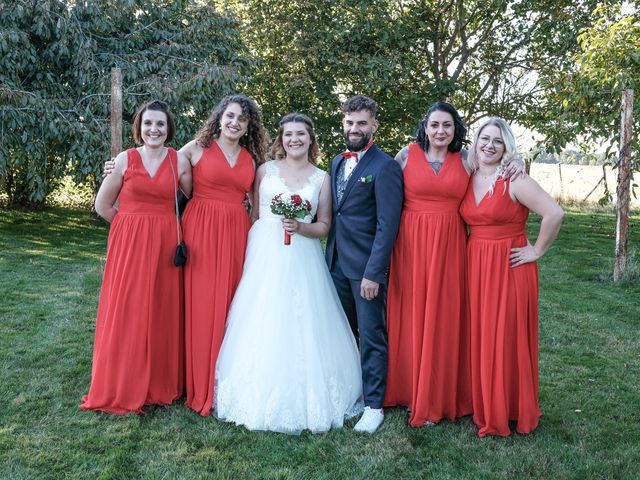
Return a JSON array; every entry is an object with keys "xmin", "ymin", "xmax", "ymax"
[{"xmin": 344, "ymin": 131, "xmax": 372, "ymax": 152}]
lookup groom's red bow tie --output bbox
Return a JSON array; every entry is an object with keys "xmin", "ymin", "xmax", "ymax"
[
  {"xmin": 341, "ymin": 140, "xmax": 374, "ymax": 162},
  {"xmin": 341, "ymin": 151, "xmax": 359, "ymax": 160}
]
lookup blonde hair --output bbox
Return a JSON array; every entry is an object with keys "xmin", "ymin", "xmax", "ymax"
[{"xmin": 468, "ymin": 117, "xmax": 517, "ymax": 194}]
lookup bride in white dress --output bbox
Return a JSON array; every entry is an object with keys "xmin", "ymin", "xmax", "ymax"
[{"xmin": 214, "ymin": 113, "xmax": 363, "ymax": 434}]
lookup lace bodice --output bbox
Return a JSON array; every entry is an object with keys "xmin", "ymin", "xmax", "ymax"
[{"xmin": 259, "ymin": 161, "xmax": 326, "ymax": 223}]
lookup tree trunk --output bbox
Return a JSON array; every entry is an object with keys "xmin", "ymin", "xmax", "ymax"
[
  {"xmin": 91, "ymin": 67, "xmax": 123, "ymax": 214},
  {"xmin": 614, "ymin": 88, "xmax": 634, "ymax": 281},
  {"xmin": 110, "ymin": 67, "xmax": 123, "ymax": 159}
]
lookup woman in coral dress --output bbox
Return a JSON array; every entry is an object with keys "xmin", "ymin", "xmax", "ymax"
[
  {"xmin": 82, "ymin": 100, "xmax": 191, "ymax": 414},
  {"xmin": 180, "ymin": 94, "xmax": 268, "ymax": 416},
  {"xmin": 460, "ymin": 118, "xmax": 563, "ymax": 436},
  {"xmin": 385, "ymin": 102, "xmax": 473, "ymax": 425}
]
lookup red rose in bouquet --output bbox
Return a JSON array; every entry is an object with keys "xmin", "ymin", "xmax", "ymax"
[{"xmin": 270, "ymin": 193, "xmax": 313, "ymax": 245}]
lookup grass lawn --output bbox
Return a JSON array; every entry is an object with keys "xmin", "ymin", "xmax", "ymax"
[{"xmin": 0, "ymin": 206, "xmax": 639, "ymax": 479}]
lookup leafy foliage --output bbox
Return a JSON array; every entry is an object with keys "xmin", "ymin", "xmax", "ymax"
[
  {"xmin": 232, "ymin": 0, "xmax": 599, "ymax": 161},
  {"xmin": 0, "ymin": 0, "xmax": 250, "ymax": 206},
  {"xmin": 535, "ymin": 3, "xmax": 640, "ymax": 156},
  {"xmin": 0, "ymin": 0, "xmax": 615, "ymax": 204}
]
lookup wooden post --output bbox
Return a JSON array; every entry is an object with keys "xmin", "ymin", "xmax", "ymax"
[
  {"xmin": 602, "ymin": 164, "xmax": 610, "ymax": 201},
  {"xmin": 614, "ymin": 88, "xmax": 634, "ymax": 281},
  {"xmin": 110, "ymin": 67, "xmax": 122, "ymax": 158},
  {"xmin": 558, "ymin": 163, "xmax": 564, "ymax": 198}
]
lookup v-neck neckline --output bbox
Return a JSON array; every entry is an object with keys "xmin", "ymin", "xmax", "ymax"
[
  {"xmin": 274, "ymin": 161, "xmax": 316, "ymax": 192},
  {"xmin": 423, "ymin": 150, "xmax": 449, "ymax": 177},
  {"xmin": 214, "ymin": 140, "xmax": 242, "ymax": 169},
  {"xmin": 472, "ymin": 182, "xmax": 490, "ymax": 208},
  {"xmin": 472, "ymin": 175, "xmax": 504, "ymax": 207},
  {"xmin": 139, "ymin": 148, "xmax": 168, "ymax": 180}
]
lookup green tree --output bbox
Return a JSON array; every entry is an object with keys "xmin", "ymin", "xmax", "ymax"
[
  {"xmin": 229, "ymin": 0, "xmax": 599, "ymax": 162},
  {"xmin": 0, "ymin": 0, "xmax": 249, "ymax": 207},
  {"xmin": 536, "ymin": 3, "xmax": 639, "ymax": 155}
]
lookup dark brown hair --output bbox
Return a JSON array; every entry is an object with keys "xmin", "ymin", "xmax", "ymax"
[
  {"xmin": 342, "ymin": 95, "xmax": 378, "ymax": 118},
  {"xmin": 270, "ymin": 113, "xmax": 319, "ymax": 165},
  {"xmin": 132, "ymin": 100, "xmax": 175, "ymax": 145},
  {"xmin": 194, "ymin": 94, "xmax": 268, "ymax": 164},
  {"xmin": 415, "ymin": 101, "xmax": 468, "ymax": 153}
]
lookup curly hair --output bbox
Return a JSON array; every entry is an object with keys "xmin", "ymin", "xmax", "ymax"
[
  {"xmin": 194, "ymin": 94, "xmax": 268, "ymax": 164},
  {"xmin": 415, "ymin": 101, "xmax": 468, "ymax": 153},
  {"xmin": 342, "ymin": 95, "xmax": 378, "ymax": 118},
  {"xmin": 132, "ymin": 100, "xmax": 175, "ymax": 145},
  {"xmin": 270, "ymin": 113, "xmax": 320, "ymax": 165}
]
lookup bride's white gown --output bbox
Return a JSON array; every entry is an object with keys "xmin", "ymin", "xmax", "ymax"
[{"xmin": 214, "ymin": 161, "xmax": 363, "ymax": 434}]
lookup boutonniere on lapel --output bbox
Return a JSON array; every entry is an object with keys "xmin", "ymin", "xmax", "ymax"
[{"xmin": 358, "ymin": 174, "xmax": 373, "ymax": 184}]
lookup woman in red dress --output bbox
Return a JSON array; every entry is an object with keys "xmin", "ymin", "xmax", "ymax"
[
  {"xmin": 180, "ymin": 94, "xmax": 268, "ymax": 416},
  {"xmin": 385, "ymin": 102, "xmax": 474, "ymax": 425},
  {"xmin": 460, "ymin": 118, "xmax": 563, "ymax": 436},
  {"xmin": 82, "ymin": 100, "xmax": 191, "ymax": 414}
]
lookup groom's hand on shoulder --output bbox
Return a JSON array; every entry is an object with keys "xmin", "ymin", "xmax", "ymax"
[{"xmin": 361, "ymin": 277, "xmax": 380, "ymax": 301}]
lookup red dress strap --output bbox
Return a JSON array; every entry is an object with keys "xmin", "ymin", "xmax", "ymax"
[
  {"xmin": 126, "ymin": 148, "xmax": 142, "ymax": 168},
  {"xmin": 167, "ymin": 147, "xmax": 177, "ymax": 165}
]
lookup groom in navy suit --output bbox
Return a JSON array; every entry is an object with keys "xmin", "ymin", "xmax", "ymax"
[{"xmin": 326, "ymin": 95, "xmax": 403, "ymax": 433}]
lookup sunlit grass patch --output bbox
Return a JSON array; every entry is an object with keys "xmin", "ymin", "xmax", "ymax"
[{"xmin": 0, "ymin": 206, "xmax": 638, "ymax": 479}]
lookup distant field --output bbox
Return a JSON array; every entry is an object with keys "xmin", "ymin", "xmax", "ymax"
[{"xmin": 530, "ymin": 163, "xmax": 640, "ymax": 207}]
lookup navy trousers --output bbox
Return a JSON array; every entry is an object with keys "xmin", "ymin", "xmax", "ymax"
[{"xmin": 330, "ymin": 253, "xmax": 388, "ymax": 409}]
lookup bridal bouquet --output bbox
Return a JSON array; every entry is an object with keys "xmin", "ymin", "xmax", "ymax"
[{"xmin": 270, "ymin": 193, "xmax": 312, "ymax": 245}]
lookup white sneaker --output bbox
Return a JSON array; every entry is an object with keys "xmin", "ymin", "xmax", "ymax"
[{"xmin": 353, "ymin": 407, "xmax": 384, "ymax": 433}]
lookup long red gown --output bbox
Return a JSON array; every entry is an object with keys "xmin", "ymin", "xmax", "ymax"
[
  {"xmin": 183, "ymin": 142, "xmax": 254, "ymax": 416},
  {"xmin": 459, "ymin": 177, "xmax": 541, "ymax": 437},
  {"xmin": 81, "ymin": 148, "xmax": 183, "ymax": 414},
  {"xmin": 385, "ymin": 144, "xmax": 472, "ymax": 425}
]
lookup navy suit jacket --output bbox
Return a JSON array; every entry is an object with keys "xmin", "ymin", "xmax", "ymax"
[{"xmin": 325, "ymin": 144, "xmax": 404, "ymax": 285}]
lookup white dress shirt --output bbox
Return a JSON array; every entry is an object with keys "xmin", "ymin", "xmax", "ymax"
[{"xmin": 344, "ymin": 146, "xmax": 372, "ymax": 179}]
